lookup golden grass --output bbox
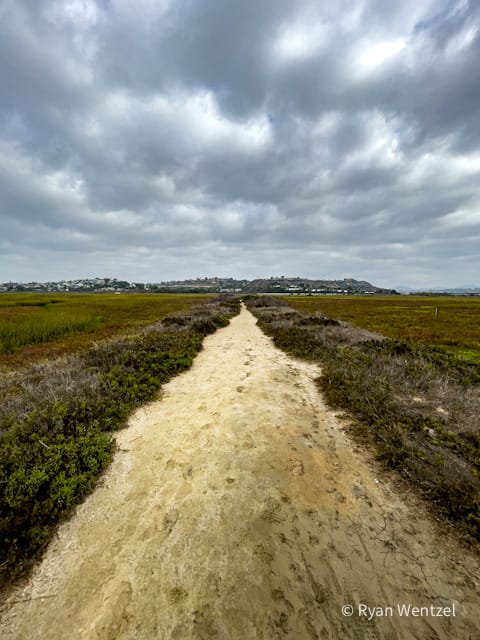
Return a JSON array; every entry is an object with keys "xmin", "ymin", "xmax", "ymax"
[{"xmin": 284, "ymin": 295, "xmax": 480, "ymax": 362}]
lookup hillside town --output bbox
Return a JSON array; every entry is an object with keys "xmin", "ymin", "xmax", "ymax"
[{"xmin": 0, "ymin": 276, "xmax": 398, "ymax": 295}]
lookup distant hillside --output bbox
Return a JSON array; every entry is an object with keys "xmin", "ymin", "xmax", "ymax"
[
  {"xmin": 0, "ymin": 276, "xmax": 397, "ymax": 295},
  {"xmin": 241, "ymin": 277, "xmax": 394, "ymax": 294}
]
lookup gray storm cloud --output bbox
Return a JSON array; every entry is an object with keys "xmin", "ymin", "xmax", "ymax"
[{"xmin": 0, "ymin": 0, "xmax": 479, "ymax": 287}]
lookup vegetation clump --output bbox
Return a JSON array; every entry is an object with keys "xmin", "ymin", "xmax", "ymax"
[
  {"xmin": 0, "ymin": 296, "xmax": 239, "ymax": 588},
  {"xmin": 247, "ymin": 296, "xmax": 480, "ymax": 542}
]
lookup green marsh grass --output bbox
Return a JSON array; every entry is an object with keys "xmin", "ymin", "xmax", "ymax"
[
  {"xmin": 0, "ymin": 293, "xmax": 213, "ymax": 365},
  {"xmin": 284, "ymin": 295, "xmax": 480, "ymax": 362}
]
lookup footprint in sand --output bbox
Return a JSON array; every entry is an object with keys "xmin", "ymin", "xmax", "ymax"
[{"xmin": 286, "ymin": 459, "xmax": 305, "ymax": 476}]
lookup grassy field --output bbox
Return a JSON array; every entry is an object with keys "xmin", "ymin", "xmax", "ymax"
[
  {"xmin": 284, "ymin": 295, "xmax": 480, "ymax": 362},
  {"xmin": 0, "ymin": 293, "xmax": 213, "ymax": 368}
]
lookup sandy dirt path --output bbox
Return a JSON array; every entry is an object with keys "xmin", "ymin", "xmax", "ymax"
[{"xmin": 1, "ymin": 305, "xmax": 479, "ymax": 639}]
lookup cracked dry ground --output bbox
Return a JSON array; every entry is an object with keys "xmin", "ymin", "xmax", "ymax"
[{"xmin": 1, "ymin": 305, "xmax": 479, "ymax": 640}]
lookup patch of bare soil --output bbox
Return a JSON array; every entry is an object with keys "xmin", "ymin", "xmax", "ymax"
[{"xmin": 0, "ymin": 305, "xmax": 478, "ymax": 639}]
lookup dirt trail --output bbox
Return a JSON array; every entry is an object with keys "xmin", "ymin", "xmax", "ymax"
[{"xmin": 1, "ymin": 305, "xmax": 479, "ymax": 639}]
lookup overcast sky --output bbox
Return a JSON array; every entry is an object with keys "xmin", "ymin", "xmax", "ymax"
[{"xmin": 1, "ymin": 0, "xmax": 479, "ymax": 287}]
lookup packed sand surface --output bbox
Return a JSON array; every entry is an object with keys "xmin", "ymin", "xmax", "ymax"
[{"xmin": 1, "ymin": 305, "xmax": 479, "ymax": 639}]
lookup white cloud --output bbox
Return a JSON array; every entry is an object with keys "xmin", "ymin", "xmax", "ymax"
[
  {"xmin": 46, "ymin": 0, "xmax": 100, "ymax": 29},
  {"xmin": 273, "ymin": 22, "xmax": 329, "ymax": 63},
  {"xmin": 357, "ymin": 39, "xmax": 406, "ymax": 69},
  {"xmin": 441, "ymin": 207, "xmax": 480, "ymax": 229}
]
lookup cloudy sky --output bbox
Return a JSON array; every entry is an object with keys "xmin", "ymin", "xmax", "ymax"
[{"xmin": 1, "ymin": 0, "xmax": 479, "ymax": 287}]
